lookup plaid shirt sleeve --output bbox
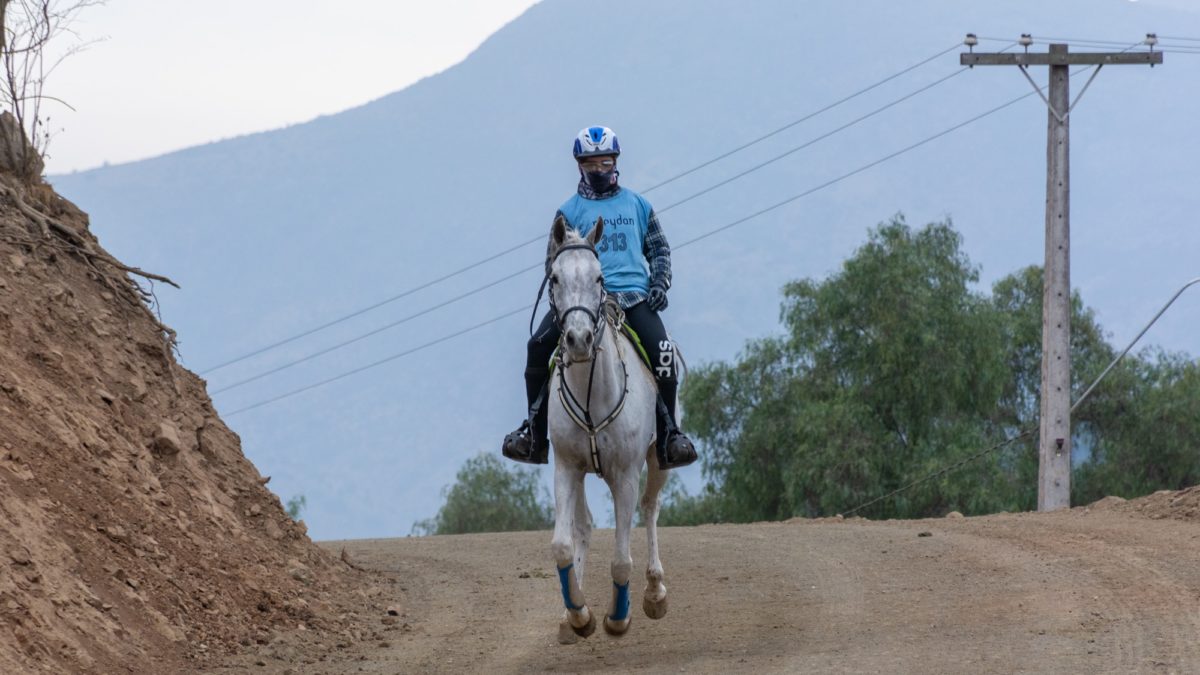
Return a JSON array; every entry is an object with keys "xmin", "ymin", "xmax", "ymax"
[{"xmin": 642, "ymin": 207, "xmax": 672, "ymax": 291}]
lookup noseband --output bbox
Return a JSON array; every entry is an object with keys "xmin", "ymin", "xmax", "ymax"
[{"xmin": 549, "ymin": 244, "xmax": 608, "ymax": 363}]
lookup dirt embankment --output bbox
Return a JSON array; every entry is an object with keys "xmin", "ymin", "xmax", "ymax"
[{"xmin": 0, "ymin": 176, "xmax": 386, "ymax": 673}]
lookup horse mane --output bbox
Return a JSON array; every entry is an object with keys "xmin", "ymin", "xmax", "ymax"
[{"xmin": 602, "ymin": 295, "xmax": 624, "ymax": 327}]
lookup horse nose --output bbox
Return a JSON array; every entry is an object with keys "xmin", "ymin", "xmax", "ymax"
[{"xmin": 565, "ymin": 328, "xmax": 593, "ymax": 350}]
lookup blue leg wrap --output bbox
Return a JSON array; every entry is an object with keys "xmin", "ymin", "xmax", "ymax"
[
  {"xmin": 558, "ymin": 563, "xmax": 583, "ymax": 610},
  {"xmin": 610, "ymin": 581, "xmax": 630, "ymax": 622}
]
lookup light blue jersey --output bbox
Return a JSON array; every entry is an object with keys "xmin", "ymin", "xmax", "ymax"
[{"xmin": 558, "ymin": 188, "xmax": 653, "ymax": 295}]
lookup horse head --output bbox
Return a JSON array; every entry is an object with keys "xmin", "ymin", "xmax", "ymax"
[{"xmin": 550, "ymin": 214, "xmax": 606, "ymax": 365}]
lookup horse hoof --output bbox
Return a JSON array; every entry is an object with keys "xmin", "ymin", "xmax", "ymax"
[
  {"xmin": 603, "ymin": 615, "xmax": 631, "ymax": 636},
  {"xmin": 643, "ymin": 595, "xmax": 668, "ymax": 620},
  {"xmin": 571, "ymin": 609, "xmax": 597, "ymax": 638}
]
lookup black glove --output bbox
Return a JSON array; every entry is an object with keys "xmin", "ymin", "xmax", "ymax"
[{"xmin": 647, "ymin": 284, "xmax": 668, "ymax": 312}]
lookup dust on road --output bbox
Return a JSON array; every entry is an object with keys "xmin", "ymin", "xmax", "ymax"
[{"xmin": 213, "ymin": 503, "xmax": 1200, "ymax": 674}]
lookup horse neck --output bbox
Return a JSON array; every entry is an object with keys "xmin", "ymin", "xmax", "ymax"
[{"xmin": 559, "ymin": 318, "xmax": 624, "ymax": 407}]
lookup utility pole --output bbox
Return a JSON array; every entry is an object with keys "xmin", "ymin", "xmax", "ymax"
[{"xmin": 961, "ymin": 36, "xmax": 1161, "ymax": 511}]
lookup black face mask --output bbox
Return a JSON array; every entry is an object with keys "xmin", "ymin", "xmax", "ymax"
[{"xmin": 583, "ymin": 169, "xmax": 617, "ymax": 193}]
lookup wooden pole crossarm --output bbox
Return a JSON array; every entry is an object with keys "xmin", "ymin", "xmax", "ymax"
[
  {"xmin": 1017, "ymin": 63, "xmax": 1105, "ymax": 123},
  {"xmin": 960, "ymin": 52, "xmax": 1162, "ymax": 66},
  {"xmin": 1018, "ymin": 65, "xmax": 1066, "ymax": 123},
  {"xmin": 1066, "ymin": 65, "xmax": 1104, "ymax": 117}
]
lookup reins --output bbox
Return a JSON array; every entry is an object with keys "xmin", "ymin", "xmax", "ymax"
[
  {"xmin": 555, "ymin": 312, "xmax": 629, "ymax": 478},
  {"xmin": 542, "ymin": 242, "xmax": 630, "ymax": 477}
]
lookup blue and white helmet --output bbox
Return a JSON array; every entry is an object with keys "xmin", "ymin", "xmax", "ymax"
[{"xmin": 572, "ymin": 126, "xmax": 621, "ymax": 159}]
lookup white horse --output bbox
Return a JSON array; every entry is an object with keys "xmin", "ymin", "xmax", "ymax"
[{"xmin": 544, "ymin": 214, "xmax": 670, "ymax": 642}]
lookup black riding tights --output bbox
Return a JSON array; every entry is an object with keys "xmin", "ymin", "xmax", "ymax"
[{"xmin": 524, "ymin": 302, "xmax": 679, "ymax": 430}]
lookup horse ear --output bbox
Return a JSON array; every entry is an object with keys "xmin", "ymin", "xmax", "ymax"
[
  {"xmin": 587, "ymin": 216, "xmax": 605, "ymax": 248},
  {"xmin": 551, "ymin": 214, "xmax": 568, "ymax": 250}
]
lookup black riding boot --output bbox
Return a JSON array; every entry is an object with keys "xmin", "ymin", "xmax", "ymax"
[
  {"xmin": 655, "ymin": 379, "xmax": 697, "ymax": 469},
  {"xmin": 502, "ymin": 366, "xmax": 550, "ymax": 464}
]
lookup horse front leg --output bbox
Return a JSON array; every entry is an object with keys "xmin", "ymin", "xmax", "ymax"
[
  {"xmin": 641, "ymin": 449, "xmax": 669, "ymax": 619},
  {"xmin": 572, "ymin": 481, "xmax": 593, "ymax": 582},
  {"xmin": 552, "ymin": 462, "xmax": 595, "ymax": 641},
  {"xmin": 603, "ymin": 466, "xmax": 639, "ymax": 636}
]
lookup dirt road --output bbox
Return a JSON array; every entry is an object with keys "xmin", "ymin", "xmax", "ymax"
[{"xmin": 213, "ymin": 505, "xmax": 1200, "ymax": 674}]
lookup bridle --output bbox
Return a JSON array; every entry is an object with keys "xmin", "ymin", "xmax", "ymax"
[
  {"xmin": 550, "ymin": 244, "xmax": 609, "ymax": 365},
  {"xmin": 539, "ymin": 242, "xmax": 629, "ymax": 477}
]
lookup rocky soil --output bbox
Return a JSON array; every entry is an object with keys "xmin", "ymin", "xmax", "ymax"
[{"xmin": 0, "ymin": 175, "xmax": 386, "ymax": 673}]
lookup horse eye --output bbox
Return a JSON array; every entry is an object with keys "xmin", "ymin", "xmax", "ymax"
[
  {"xmin": 550, "ymin": 274, "xmax": 559, "ymax": 285},
  {"xmin": 596, "ymin": 275, "xmax": 603, "ymax": 284}
]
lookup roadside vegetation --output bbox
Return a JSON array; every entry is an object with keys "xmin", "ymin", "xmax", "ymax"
[{"xmin": 418, "ymin": 215, "xmax": 1199, "ymax": 533}]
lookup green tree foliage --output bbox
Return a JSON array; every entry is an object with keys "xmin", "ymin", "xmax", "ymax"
[
  {"xmin": 413, "ymin": 453, "xmax": 553, "ymax": 535},
  {"xmin": 989, "ymin": 264, "xmax": 1117, "ymax": 511},
  {"xmin": 684, "ymin": 216, "xmax": 1012, "ymax": 520},
  {"xmin": 1074, "ymin": 349, "xmax": 1200, "ymax": 502},
  {"xmin": 617, "ymin": 471, "xmax": 726, "ymax": 527},
  {"xmin": 681, "ymin": 215, "xmax": 1197, "ymax": 522},
  {"xmin": 656, "ymin": 477, "xmax": 726, "ymax": 526}
]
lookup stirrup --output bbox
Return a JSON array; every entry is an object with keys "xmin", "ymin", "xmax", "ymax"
[
  {"xmin": 657, "ymin": 430, "xmax": 697, "ymax": 470},
  {"xmin": 502, "ymin": 420, "xmax": 548, "ymax": 465}
]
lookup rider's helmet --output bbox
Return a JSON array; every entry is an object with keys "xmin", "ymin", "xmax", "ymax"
[{"xmin": 572, "ymin": 126, "xmax": 620, "ymax": 159}]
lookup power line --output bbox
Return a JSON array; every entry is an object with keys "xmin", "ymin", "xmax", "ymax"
[
  {"xmin": 840, "ymin": 430, "xmax": 1034, "ymax": 517},
  {"xmin": 657, "ymin": 67, "xmax": 970, "ymax": 214},
  {"xmin": 1102, "ymin": 44, "xmax": 1200, "ymax": 54},
  {"xmin": 210, "ymin": 53, "xmax": 984, "ymax": 394},
  {"xmin": 197, "ymin": 43, "xmax": 964, "ymax": 376},
  {"xmin": 639, "ymin": 42, "xmax": 962, "ymax": 193},
  {"xmin": 211, "ymin": 262, "xmax": 543, "ymax": 395},
  {"xmin": 220, "ymin": 80, "xmax": 1041, "ymax": 417},
  {"xmin": 673, "ymin": 80, "xmax": 1038, "ymax": 249},
  {"xmin": 977, "ymin": 34, "xmax": 1200, "ymax": 53},
  {"xmin": 1033, "ymin": 35, "xmax": 1138, "ymax": 47},
  {"xmin": 223, "ymin": 305, "xmax": 531, "ymax": 417},
  {"xmin": 197, "ymin": 234, "xmax": 543, "ymax": 375},
  {"xmin": 977, "ymin": 35, "xmax": 1130, "ymax": 47},
  {"xmin": 1051, "ymin": 34, "xmax": 1200, "ymax": 50}
]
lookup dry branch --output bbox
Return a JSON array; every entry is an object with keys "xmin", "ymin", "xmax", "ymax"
[
  {"xmin": 0, "ymin": 180, "xmax": 179, "ymax": 288},
  {"xmin": 2, "ymin": 177, "xmax": 182, "ymax": 388},
  {"xmin": 1, "ymin": 0, "xmax": 106, "ymax": 181}
]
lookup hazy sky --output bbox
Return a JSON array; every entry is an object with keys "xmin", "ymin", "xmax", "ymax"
[
  {"xmin": 38, "ymin": 0, "xmax": 1194, "ymax": 174},
  {"xmin": 43, "ymin": 0, "xmax": 539, "ymax": 173}
]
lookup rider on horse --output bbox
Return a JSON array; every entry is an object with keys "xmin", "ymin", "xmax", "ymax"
[{"xmin": 503, "ymin": 125, "xmax": 698, "ymax": 471}]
